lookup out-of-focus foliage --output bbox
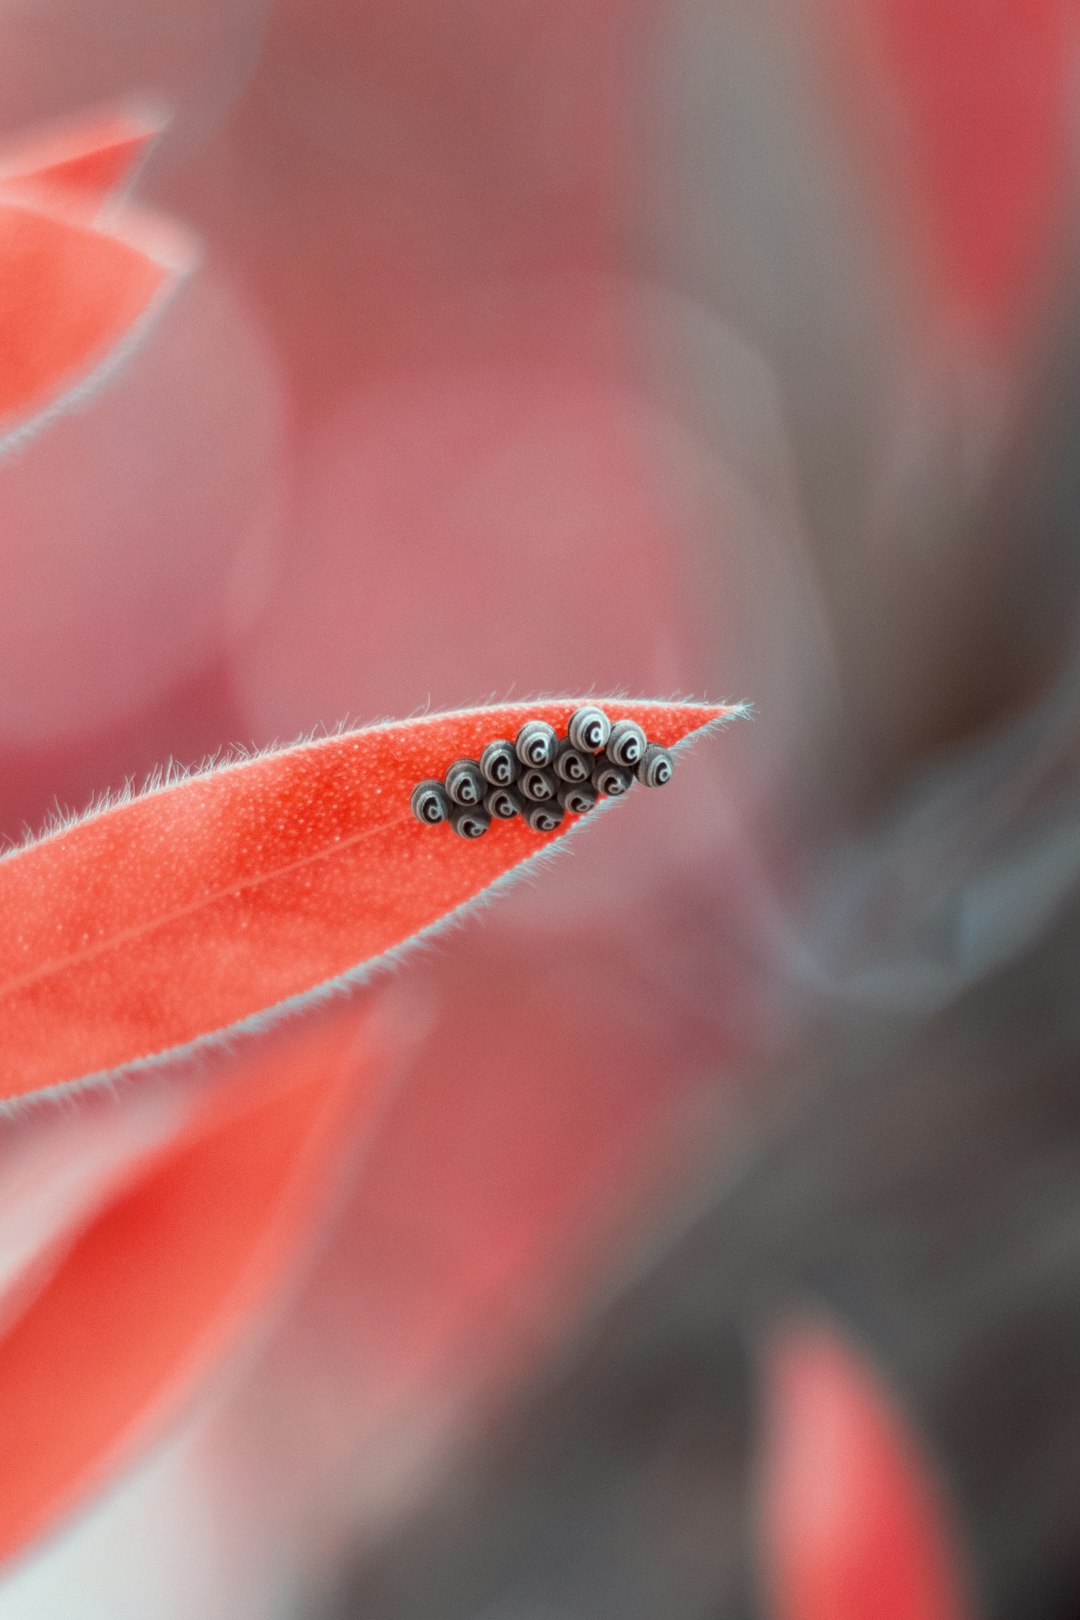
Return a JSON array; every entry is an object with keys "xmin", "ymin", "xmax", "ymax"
[{"xmin": 0, "ymin": 2, "xmax": 1077, "ymax": 1618}]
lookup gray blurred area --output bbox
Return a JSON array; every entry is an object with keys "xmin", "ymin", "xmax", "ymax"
[{"xmin": 316, "ymin": 283, "xmax": 1080, "ymax": 1620}]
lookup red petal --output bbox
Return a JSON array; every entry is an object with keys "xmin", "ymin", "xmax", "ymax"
[
  {"xmin": 0, "ymin": 104, "xmax": 164, "ymax": 212},
  {"xmin": 0, "ymin": 700, "xmax": 738, "ymax": 1104},
  {"xmin": 0, "ymin": 1081, "xmax": 198, "ymax": 1341},
  {"xmin": 0, "ymin": 1009, "xmax": 378, "ymax": 1566},
  {"xmin": 826, "ymin": 0, "xmax": 1070, "ymax": 357},
  {"xmin": 758, "ymin": 1321, "xmax": 970, "ymax": 1620},
  {"xmin": 0, "ymin": 200, "xmax": 179, "ymax": 443}
]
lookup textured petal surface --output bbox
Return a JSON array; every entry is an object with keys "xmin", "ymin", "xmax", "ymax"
[
  {"xmin": 0, "ymin": 700, "xmax": 737, "ymax": 1103},
  {"xmin": 0, "ymin": 1009, "xmax": 377, "ymax": 1568},
  {"xmin": 759, "ymin": 1322, "xmax": 970, "ymax": 1620}
]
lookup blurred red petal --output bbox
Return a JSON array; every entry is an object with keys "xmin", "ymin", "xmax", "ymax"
[
  {"xmin": 0, "ymin": 1010, "xmax": 379, "ymax": 1566},
  {"xmin": 0, "ymin": 102, "xmax": 164, "ymax": 211},
  {"xmin": 0, "ymin": 1080, "xmax": 198, "ymax": 1341},
  {"xmin": 825, "ymin": 0, "xmax": 1071, "ymax": 358},
  {"xmin": 759, "ymin": 1320, "xmax": 970, "ymax": 1620},
  {"xmin": 0, "ymin": 263, "xmax": 284, "ymax": 743},
  {"xmin": 0, "ymin": 104, "xmax": 199, "ymax": 450},
  {"xmin": 0, "ymin": 199, "xmax": 182, "ymax": 444},
  {"xmin": 0, "ymin": 701, "xmax": 740, "ymax": 1103}
]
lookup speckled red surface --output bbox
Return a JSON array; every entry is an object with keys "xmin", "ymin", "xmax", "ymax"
[{"xmin": 0, "ymin": 700, "xmax": 735, "ymax": 1102}]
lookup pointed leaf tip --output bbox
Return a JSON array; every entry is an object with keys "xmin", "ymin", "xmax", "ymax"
[
  {"xmin": 0, "ymin": 105, "xmax": 192, "ymax": 449},
  {"xmin": 0, "ymin": 699, "xmax": 741, "ymax": 1104},
  {"xmin": 0, "ymin": 201, "xmax": 175, "ymax": 440}
]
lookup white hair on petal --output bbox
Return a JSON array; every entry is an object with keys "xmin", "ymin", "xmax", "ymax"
[
  {"xmin": 0, "ymin": 703, "xmax": 749, "ymax": 1114},
  {"xmin": 2, "ymin": 696, "xmax": 749, "ymax": 864}
]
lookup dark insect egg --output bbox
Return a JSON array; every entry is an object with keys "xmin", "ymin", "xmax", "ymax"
[
  {"xmin": 480, "ymin": 739, "xmax": 519, "ymax": 787},
  {"xmin": 523, "ymin": 799, "xmax": 564, "ymax": 833},
  {"xmin": 445, "ymin": 758, "xmax": 486, "ymax": 806},
  {"xmin": 636, "ymin": 743, "xmax": 674, "ymax": 788},
  {"xmin": 558, "ymin": 781, "xmax": 598, "ymax": 816},
  {"xmin": 514, "ymin": 719, "xmax": 558, "ymax": 769},
  {"xmin": 554, "ymin": 740, "xmax": 592, "ymax": 783},
  {"xmin": 450, "ymin": 804, "xmax": 491, "ymax": 839},
  {"xmin": 567, "ymin": 705, "xmax": 611, "ymax": 754},
  {"xmin": 484, "ymin": 785, "xmax": 522, "ymax": 820},
  {"xmin": 592, "ymin": 757, "xmax": 634, "ymax": 798},
  {"xmin": 606, "ymin": 718, "xmax": 647, "ymax": 768},
  {"xmin": 519, "ymin": 765, "xmax": 558, "ymax": 802},
  {"xmin": 410, "ymin": 779, "xmax": 450, "ymax": 825}
]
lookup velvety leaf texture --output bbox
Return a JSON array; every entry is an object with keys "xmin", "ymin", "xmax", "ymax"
[{"xmin": 0, "ymin": 700, "xmax": 738, "ymax": 1104}]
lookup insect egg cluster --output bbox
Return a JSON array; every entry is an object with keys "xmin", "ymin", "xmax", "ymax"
[{"xmin": 410, "ymin": 706, "xmax": 675, "ymax": 838}]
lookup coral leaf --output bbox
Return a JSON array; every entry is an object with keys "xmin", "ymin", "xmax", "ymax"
[
  {"xmin": 0, "ymin": 1010, "xmax": 378, "ymax": 1566},
  {"xmin": 0, "ymin": 700, "xmax": 739, "ymax": 1104},
  {"xmin": 0, "ymin": 200, "xmax": 176, "ymax": 444},
  {"xmin": 758, "ymin": 1320, "xmax": 970, "ymax": 1620},
  {"xmin": 0, "ymin": 103, "xmax": 164, "ymax": 212}
]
